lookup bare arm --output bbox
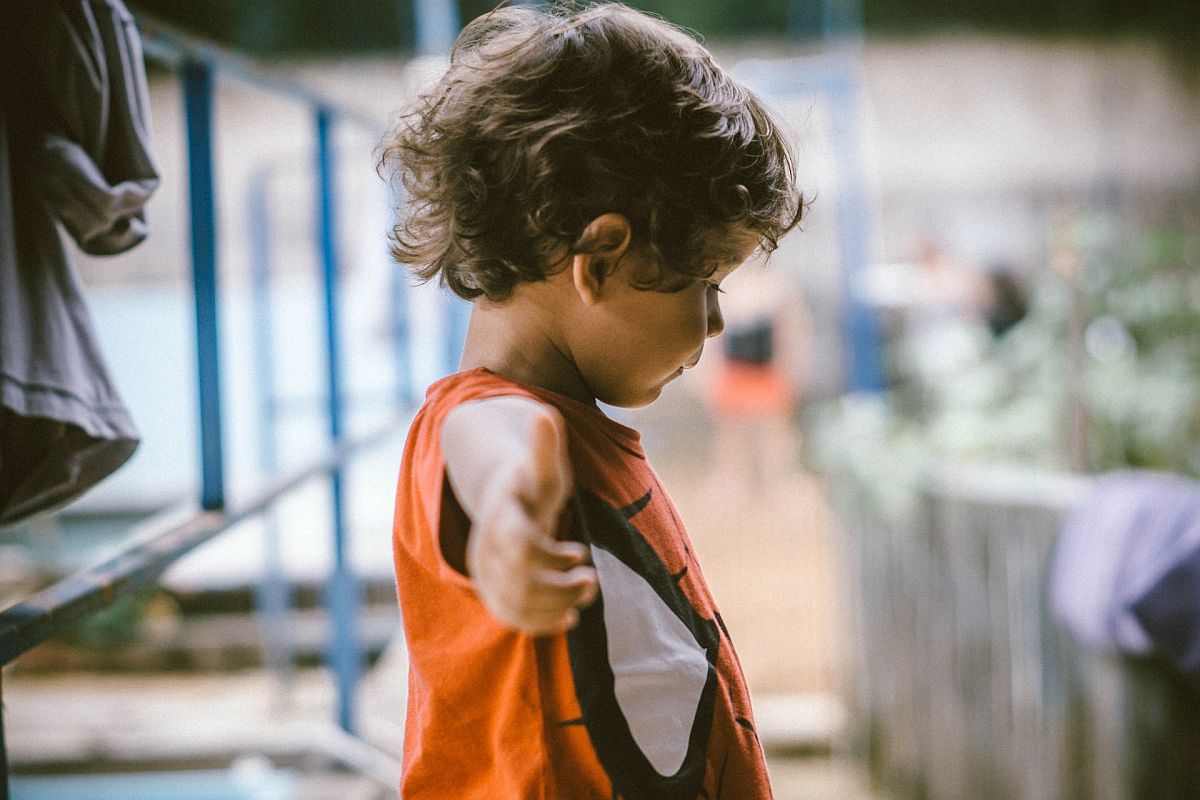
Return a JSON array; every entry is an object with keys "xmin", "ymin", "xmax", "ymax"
[{"xmin": 441, "ymin": 396, "xmax": 598, "ymax": 635}]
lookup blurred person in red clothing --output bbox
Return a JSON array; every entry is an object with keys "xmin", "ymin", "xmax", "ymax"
[{"xmin": 701, "ymin": 256, "xmax": 810, "ymax": 502}]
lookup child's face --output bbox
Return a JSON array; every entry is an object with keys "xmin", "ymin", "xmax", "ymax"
[{"xmin": 576, "ymin": 232, "xmax": 760, "ymax": 408}]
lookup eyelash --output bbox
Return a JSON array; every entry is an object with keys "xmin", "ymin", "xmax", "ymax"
[{"xmin": 705, "ymin": 281, "xmax": 725, "ymax": 294}]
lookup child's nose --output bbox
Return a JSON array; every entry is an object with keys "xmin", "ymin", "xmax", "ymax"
[{"xmin": 705, "ymin": 294, "xmax": 725, "ymax": 338}]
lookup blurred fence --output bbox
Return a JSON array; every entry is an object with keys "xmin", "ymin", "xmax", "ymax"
[{"xmin": 841, "ymin": 466, "xmax": 1198, "ymax": 800}]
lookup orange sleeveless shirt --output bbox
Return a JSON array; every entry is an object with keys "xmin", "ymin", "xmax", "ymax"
[{"xmin": 391, "ymin": 368, "xmax": 773, "ymax": 799}]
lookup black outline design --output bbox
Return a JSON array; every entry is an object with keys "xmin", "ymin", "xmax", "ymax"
[{"xmin": 567, "ymin": 487, "xmax": 721, "ymax": 800}]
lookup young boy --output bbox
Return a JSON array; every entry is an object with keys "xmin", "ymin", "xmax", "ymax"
[{"xmin": 382, "ymin": 4, "xmax": 803, "ymax": 798}]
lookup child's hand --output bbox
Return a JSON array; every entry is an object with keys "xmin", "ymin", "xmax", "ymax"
[{"xmin": 465, "ymin": 413, "xmax": 598, "ymax": 635}]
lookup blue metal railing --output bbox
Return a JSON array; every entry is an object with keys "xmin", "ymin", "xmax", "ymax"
[
  {"xmin": 0, "ymin": 14, "xmax": 438, "ymax": 797},
  {"xmin": 183, "ymin": 60, "xmax": 227, "ymax": 513},
  {"xmin": 247, "ymin": 164, "xmax": 295, "ymax": 692},
  {"xmin": 314, "ymin": 106, "xmax": 364, "ymax": 733},
  {"xmin": 0, "ymin": 5, "xmax": 884, "ymax": 795}
]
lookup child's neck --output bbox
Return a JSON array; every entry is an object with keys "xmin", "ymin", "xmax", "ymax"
[{"xmin": 458, "ymin": 290, "xmax": 596, "ymax": 406}]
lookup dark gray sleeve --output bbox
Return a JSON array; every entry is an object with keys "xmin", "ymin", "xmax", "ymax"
[
  {"xmin": 28, "ymin": 0, "xmax": 160, "ymax": 255},
  {"xmin": 0, "ymin": 0, "xmax": 146, "ymax": 527}
]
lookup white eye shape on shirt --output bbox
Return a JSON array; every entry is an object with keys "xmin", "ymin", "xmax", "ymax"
[{"xmin": 592, "ymin": 546, "xmax": 711, "ymax": 776}]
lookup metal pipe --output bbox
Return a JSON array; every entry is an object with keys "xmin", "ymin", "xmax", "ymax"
[
  {"xmin": 826, "ymin": 61, "xmax": 884, "ymax": 391},
  {"xmin": 443, "ymin": 294, "xmax": 470, "ymax": 376},
  {"xmin": 138, "ymin": 15, "xmax": 385, "ymax": 133},
  {"xmin": 316, "ymin": 108, "xmax": 363, "ymax": 734},
  {"xmin": 248, "ymin": 170, "xmax": 295, "ymax": 692},
  {"xmin": 249, "ymin": 174, "xmax": 279, "ymax": 477},
  {"xmin": 413, "ymin": 0, "xmax": 460, "ymax": 56},
  {"xmin": 823, "ymin": 0, "xmax": 864, "ymax": 42},
  {"xmin": 390, "ymin": 248, "xmax": 415, "ymax": 408},
  {"xmin": 386, "ymin": 181, "xmax": 416, "ymax": 408},
  {"xmin": 0, "ymin": 8, "xmax": 404, "ymax": 782},
  {"xmin": 0, "ymin": 415, "xmax": 408, "ymax": 667},
  {"xmin": 184, "ymin": 60, "xmax": 227, "ymax": 510}
]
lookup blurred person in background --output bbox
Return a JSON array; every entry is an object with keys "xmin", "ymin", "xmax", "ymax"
[
  {"xmin": 981, "ymin": 265, "xmax": 1029, "ymax": 338},
  {"xmin": 701, "ymin": 256, "xmax": 810, "ymax": 503},
  {"xmin": 888, "ymin": 236, "xmax": 998, "ymax": 386}
]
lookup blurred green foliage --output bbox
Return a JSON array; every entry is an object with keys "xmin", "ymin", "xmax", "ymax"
[
  {"xmin": 810, "ymin": 215, "xmax": 1200, "ymax": 518},
  {"xmin": 129, "ymin": 0, "xmax": 1200, "ymax": 56},
  {"xmin": 65, "ymin": 587, "xmax": 160, "ymax": 649},
  {"xmin": 1080, "ymin": 223, "xmax": 1200, "ymax": 473}
]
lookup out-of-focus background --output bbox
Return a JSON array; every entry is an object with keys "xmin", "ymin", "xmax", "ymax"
[{"xmin": 2, "ymin": 0, "xmax": 1198, "ymax": 798}]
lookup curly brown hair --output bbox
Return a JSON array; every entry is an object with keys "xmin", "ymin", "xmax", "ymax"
[{"xmin": 379, "ymin": 3, "xmax": 804, "ymax": 301}]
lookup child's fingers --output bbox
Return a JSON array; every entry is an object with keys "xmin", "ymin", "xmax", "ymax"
[
  {"xmin": 482, "ymin": 565, "xmax": 597, "ymax": 635},
  {"xmin": 528, "ymin": 536, "xmax": 591, "ymax": 569},
  {"xmin": 529, "ymin": 564, "xmax": 599, "ymax": 607},
  {"xmin": 494, "ymin": 558, "xmax": 595, "ymax": 612},
  {"xmin": 518, "ymin": 574, "xmax": 597, "ymax": 634}
]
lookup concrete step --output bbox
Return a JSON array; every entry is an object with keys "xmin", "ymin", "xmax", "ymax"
[{"xmin": 4, "ymin": 670, "xmax": 880, "ymax": 798}]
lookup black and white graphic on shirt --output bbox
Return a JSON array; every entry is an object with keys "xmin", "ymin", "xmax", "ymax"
[{"xmin": 567, "ymin": 488, "xmax": 721, "ymax": 800}]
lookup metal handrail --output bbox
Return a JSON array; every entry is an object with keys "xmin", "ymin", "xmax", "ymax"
[
  {"xmin": 0, "ymin": 415, "xmax": 406, "ymax": 667},
  {"xmin": 0, "ymin": 12, "xmax": 417, "ymax": 797},
  {"xmin": 137, "ymin": 13, "xmax": 389, "ymax": 132}
]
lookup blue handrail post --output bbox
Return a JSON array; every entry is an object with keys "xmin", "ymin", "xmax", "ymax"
[
  {"xmin": 823, "ymin": 0, "xmax": 864, "ymax": 42},
  {"xmin": 443, "ymin": 294, "xmax": 470, "ymax": 376},
  {"xmin": 183, "ymin": 60, "xmax": 227, "ymax": 510},
  {"xmin": 737, "ymin": 57, "xmax": 885, "ymax": 392},
  {"xmin": 389, "ymin": 251, "xmax": 415, "ymax": 408},
  {"xmin": 316, "ymin": 107, "xmax": 363, "ymax": 734},
  {"xmin": 827, "ymin": 64, "xmax": 885, "ymax": 392},
  {"xmin": 248, "ymin": 172, "xmax": 295, "ymax": 696},
  {"xmin": 787, "ymin": 0, "xmax": 818, "ymax": 40},
  {"xmin": 413, "ymin": 0, "xmax": 460, "ymax": 55},
  {"xmin": 385, "ymin": 182, "xmax": 417, "ymax": 408},
  {"xmin": 822, "ymin": 0, "xmax": 883, "ymax": 392}
]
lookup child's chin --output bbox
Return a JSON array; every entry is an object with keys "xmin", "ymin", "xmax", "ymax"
[{"xmin": 603, "ymin": 385, "xmax": 664, "ymax": 410}]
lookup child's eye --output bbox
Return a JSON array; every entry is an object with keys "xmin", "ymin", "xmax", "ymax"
[{"xmin": 705, "ymin": 281, "xmax": 725, "ymax": 294}]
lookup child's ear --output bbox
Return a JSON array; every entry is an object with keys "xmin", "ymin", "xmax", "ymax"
[{"xmin": 571, "ymin": 213, "xmax": 632, "ymax": 306}]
